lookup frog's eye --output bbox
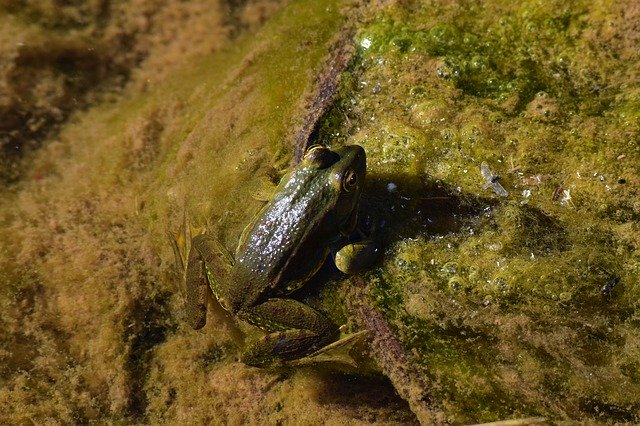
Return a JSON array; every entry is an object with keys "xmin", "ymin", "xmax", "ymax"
[
  {"xmin": 343, "ymin": 170, "xmax": 359, "ymax": 192},
  {"xmin": 303, "ymin": 145, "xmax": 339, "ymax": 168}
]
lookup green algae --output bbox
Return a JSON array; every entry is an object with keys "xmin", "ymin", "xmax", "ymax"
[{"xmin": 316, "ymin": 0, "xmax": 640, "ymax": 422}]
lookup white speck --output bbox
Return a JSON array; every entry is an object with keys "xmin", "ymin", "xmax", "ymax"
[
  {"xmin": 387, "ymin": 182, "xmax": 397, "ymax": 192},
  {"xmin": 560, "ymin": 189, "xmax": 574, "ymax": 207},
  {"xmin": 522, "ymin": 189, "xmax": 531, "ymax": 198},
  {"xmin": 361, "ymin": 38, "xmax": 372, "ymax": 49}
]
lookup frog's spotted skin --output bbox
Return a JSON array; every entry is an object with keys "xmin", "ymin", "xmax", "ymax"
[{"xmin": 182, "ymin": 145, "xmax": 367, "ymax": 366}]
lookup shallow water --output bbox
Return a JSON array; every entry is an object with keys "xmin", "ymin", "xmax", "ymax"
[{"xmin": 1, "ymin": 0, "xmax": 639, "ymax": 423}]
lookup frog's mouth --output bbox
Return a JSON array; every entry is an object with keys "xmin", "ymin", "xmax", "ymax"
[
  {"xmin": 334, "ymin": 145, "xmax": 366, "ymax": 234},
  {"xmin": 339, "ymin": 204, "xmax": 359, "ymax": 236}
]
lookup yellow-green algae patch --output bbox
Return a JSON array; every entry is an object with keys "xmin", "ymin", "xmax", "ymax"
[
  {"xmin": 0, "ymin": 0, "xmax": 414, "ymax": 424},
  {"xmin": 321, "ymin": 0, "xmax": 639, "ymax": 422},
  {"xmin": 0, "ymin": 0, "xmax": 236, "ymax": 183}
]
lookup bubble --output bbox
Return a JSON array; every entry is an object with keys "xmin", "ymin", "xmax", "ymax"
[
  {"xmin": 441, "ymin": 261, "xmax": 458, "ymax": 275},
  {"xmin": 448, "ymin": 276, "xmax": 467, "ymax": 291}
]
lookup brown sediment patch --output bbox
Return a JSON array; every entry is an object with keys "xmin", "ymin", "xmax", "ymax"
[{"xmin": 0, "ymin": 0, "xmax": 286, "ymax": 183}]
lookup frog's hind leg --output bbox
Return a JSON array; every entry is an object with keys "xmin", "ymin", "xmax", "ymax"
[
  {"xmin": 238, "ymin": 298, "xmax": 339, "ymax": 367},
  {"xmin": 185, "ymin": 234, "xmax": 233, "ymax": 330},
  {"xmin": 183, "ymin": 235, "xmax": 210, "ymax": 330}
]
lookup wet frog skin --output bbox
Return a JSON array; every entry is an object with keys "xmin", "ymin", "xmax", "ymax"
[{"xmin": 182, "ymin": 145, "xmax": 367, "ymax": 366}]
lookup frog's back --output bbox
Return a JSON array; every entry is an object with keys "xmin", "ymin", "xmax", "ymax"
[
  {"xmin": 223, "ymin": 145, "xmax": 366, "ymax": 312},
  {"xmin": 228, "ymin": 169, "xmax": 336, "ymax": 307}
]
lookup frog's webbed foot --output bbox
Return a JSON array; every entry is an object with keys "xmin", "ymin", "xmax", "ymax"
[
  {"xmin": 286, "ymin": 330, "xmax": 369, "ymax": 369},
  {"xmin": 183, "ymin": 233, "xmax": 233, "ymax": 330},
  {"xmin": 238, "ymin": 298, "xmax": 339, "ymax": 367},
  {"xmin": 167, "ymin": 213, "xmax": 206, "ymax": 278}
]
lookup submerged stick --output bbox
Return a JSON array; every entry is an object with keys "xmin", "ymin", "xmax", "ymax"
[
  {"xmin": 292, "ymin": 29, "xmax": 356, "ymax": 162},
  {"xmin": 348, "ymin": 276, "xmax": 446, "ymax": 425}
]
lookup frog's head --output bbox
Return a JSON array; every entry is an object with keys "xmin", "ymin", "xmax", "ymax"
[{"xmin": 301, "ymin": 144, "xmax": 366, "ymax": 235}]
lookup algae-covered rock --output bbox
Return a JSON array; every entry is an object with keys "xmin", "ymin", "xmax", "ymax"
[
  {"xmin": 1, "ymin": 0, "xmax": 639, "ymax": 424},
  {"xmin": 336, "ymin": 0, "xmax": 640, "ymax": 422}
]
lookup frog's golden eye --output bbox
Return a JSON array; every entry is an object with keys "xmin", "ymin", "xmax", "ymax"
[{"xmin": 343, "ymin": 170, "xmax": 358, "ymax": 192}]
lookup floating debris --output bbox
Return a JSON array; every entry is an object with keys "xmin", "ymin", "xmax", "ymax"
[
  {"xmin": 560, "ymin": 189, "xmax": 574, "ymax": 207},
  {"xmin": 552, "ymin": 186, "xmax": 574, "ymax": 207},
  {"xmin": 480, "ymin": 162, "xmax": 509, "ymax": 197},
  {"xmin": 601, "ymin": 276, "xmax": 620, "ymax": 297}
]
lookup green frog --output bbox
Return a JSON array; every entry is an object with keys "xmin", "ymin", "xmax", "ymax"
[{"xmin": 175, "ymin": 145, "xmax": 370, "ymax": 367}]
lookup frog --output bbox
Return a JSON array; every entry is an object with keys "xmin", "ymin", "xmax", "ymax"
[{"xmin": 173, "ymin": 144, "xmax": 370, "ymax": 367}]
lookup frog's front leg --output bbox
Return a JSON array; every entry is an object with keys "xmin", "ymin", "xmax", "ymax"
[
  {"xmin": 184, "ymin": 234, "xmax": 233, "ymax": 329},
  {"xmin": 237, "ymin": 298, "xmax": 339, "ymax": 367}
]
